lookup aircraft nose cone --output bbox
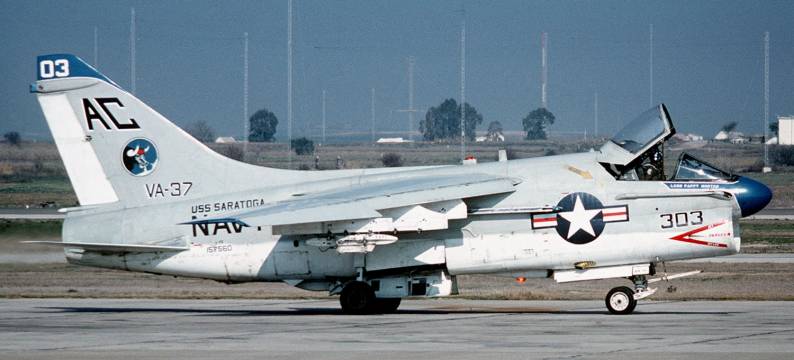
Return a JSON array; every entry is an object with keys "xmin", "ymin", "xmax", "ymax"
[{"xmin": 734, "ymin": 176, "xmax": 773, "ymax": 217}]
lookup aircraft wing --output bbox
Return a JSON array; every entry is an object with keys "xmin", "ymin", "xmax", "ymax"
[{"xmin": 187, "ymin": 173, "xmax": 519, "ymax": 228}]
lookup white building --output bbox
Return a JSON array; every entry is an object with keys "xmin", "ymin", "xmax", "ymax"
[
  {"xmin": 714, "ymin": 130, "xmax": 745, "ymax": 142},
  {"xmin": 779, "ymin": 116, "xmax": 794, "ymax": 145},
  {"xmin": 214, "ymin": 136, "xmax": 237, "ymax": 144},
  {"xmin": 376, "ymin": 137, "xmax": 413, "ymax": 144},
  {"xmin": 673, "ymin": 133, "xmax": 704, "ymax": 142}
]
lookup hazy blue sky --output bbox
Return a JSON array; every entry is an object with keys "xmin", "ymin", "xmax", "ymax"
[{"xmin": 2, "ymin": 0, "xmax": 793, "ymax": 141}]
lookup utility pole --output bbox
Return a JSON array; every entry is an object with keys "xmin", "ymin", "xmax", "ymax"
[
  {"xmin": 243, "ymin": 32, "xmax": 249, "ymax": 154},
  {"xmin": 371, "ymin": 88, "xmax": 376, "ymax": 143},
  {"xmin": 408, "ymin": 56, "xmax": 415, "ymax": 141},
  {"xmin": 287, "ymin": 0, "xmax": 293, "ymax": 167},
  {"xmin": 763, "ymin": 31, "xmax": 770, "ymax": 171},
  {"xmin": 396, "ymin": 56, "xmax": 419, "ymax": 141},
  {"xmin": 93, "ymin": 26, "xmax": 99, "ymax": 68},
  {"xmin": 541, "ymin": 32, "xmax": 547, "ymax": 109},
  {"xmin": 460, "ymin": 10, "xmax": 466, "ymax": 161},
  {"xmin": 322, "ymin": 89, "xmax": 326, "ymax": 144},
  {"xmin": 130, "ymin": 7, "xmax": 136, "ymax": 94},
  {"xmin": 649, "ymin": 23, "xmax": 654, "ymax": 107},
  {"xmin": 594, "ymin": 92, "xmax": 599, "ymax": 138}
]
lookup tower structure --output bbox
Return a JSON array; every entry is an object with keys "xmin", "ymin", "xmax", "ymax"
[
  {"xmin": 541, "ymin": 32, "xmax": 548, "ymax": 109},
  {"xmin": 130, "ymin": 7, "xmax": 136, "ymax": 94}
]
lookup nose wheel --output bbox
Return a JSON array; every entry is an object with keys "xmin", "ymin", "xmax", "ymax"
[{"xmin": 605, "ymin": 286, "xmax": 637, "ymax": 314}]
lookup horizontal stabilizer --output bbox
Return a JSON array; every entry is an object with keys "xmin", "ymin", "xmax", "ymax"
[{"xmin": 22, "ymin": 240, "xmax": 188, "ymax": 253}]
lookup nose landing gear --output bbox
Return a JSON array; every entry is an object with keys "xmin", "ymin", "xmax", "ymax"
[
  {"xmin": 605, "ymin": 275, "xmax": 655, "ymax": 314},
  {"xmin": 605, "ymin": 270, "xmax": 702, "ymax": 314},
  {"xmin": 605, "ymin": 286, "xmax": 636, "ymax": 314}
]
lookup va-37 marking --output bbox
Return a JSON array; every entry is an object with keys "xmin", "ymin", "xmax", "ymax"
[
  {"xmin": 145, "ymin": 181, "xmax": 192, "ymax": 198},
  {"xmin": 30, "ymin": 54, "xmax": 773, "ymax": 315}
]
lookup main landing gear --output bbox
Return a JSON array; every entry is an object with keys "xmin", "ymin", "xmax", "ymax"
[{"xmin": 339, "ymin": 281, "xmax": 401, "ymax": 314}]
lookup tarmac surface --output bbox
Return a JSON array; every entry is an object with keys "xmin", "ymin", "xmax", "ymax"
[
  {"xmin": 682, "ymin": 253, "xmax": 794, "ymax": 263},
  {"xmin": 2, "ymin": 299, "xmax": 793, "ymax": 359}
]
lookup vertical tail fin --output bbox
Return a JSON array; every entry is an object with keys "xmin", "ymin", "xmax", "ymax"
[{"xmin": 33, "ymin": 54, "xmax": 290, "ymax": 207}]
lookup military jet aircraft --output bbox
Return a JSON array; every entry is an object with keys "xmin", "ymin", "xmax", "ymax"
[{"xmin": 30, "ymin": 54, "xmax": 772, "ymax": 314}]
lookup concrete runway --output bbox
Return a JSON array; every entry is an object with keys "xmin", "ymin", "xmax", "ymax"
[
  {"xmin": 683, "ymin": 253, "xmax": 794, "ymax": 263},
  {"xmin": 1, "ymin": 299, "xmax": 793, "ymax": 359}
]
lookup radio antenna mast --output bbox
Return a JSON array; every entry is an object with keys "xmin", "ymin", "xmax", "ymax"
[{"xmin": 460, "ymin": 8, "xmax": 466, "ymax": 161}]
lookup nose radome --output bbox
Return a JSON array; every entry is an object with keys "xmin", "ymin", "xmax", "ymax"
[{"xmin": 734, "ymin": 176, "xmax": 773, "ymax": 217}]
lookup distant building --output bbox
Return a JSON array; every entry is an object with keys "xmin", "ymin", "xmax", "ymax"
[
  {"xmin": 214, "ymin": 136, "xmax": 237, "ymax": 144},
  {"xmin": 714, "ymin": 130, "xmax": 745, "ymax": 142},
  {"xmin": 672, "ymin": 133, "xmax": 704, "ymax": 142},
  {"xmin": 779, "ymin": 116, "xmax": 794, "ymax": 145},
  {"xmin": 475, "ymin": 134, "xmax": 505, "ymax": 142},
  {"xmin": 376, "ymin": 137, "xmax": 413, "ymax": 144}
]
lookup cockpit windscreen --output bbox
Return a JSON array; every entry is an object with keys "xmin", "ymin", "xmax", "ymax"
[{"xmin": 672, "ymin": 153, "xmax": 735, "ymax": 181}]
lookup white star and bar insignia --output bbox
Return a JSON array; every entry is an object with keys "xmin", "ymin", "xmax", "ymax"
[{"xmin": 531, "ymin": 192, "xmax": 629, "ymax": 244}]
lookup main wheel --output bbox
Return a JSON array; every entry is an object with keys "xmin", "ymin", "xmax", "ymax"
[
  {"xmin": 340, "ymin": 281, "xmax": 375, "ymax": 314},
  {"xmin": 605, "ymin": 286, "xmax": 637, "ymax": 315},
  {"xmin": 373, "ymin": 298, "xmax": 401, "ymax": 313}
]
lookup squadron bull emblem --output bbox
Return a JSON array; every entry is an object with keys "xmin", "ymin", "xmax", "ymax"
[{"xmin": 123, "ymin": 138, "xmax": 158, "ymax": 176}]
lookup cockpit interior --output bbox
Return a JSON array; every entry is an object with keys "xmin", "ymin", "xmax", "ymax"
[{"xmin": 600, "ymin": 104, "xmax": 736, "ymax": 183}]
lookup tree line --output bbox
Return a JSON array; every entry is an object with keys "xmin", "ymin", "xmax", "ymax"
[
  {"xmin": 420, "ymin": 98, "xmax": 555, "ymax": 141},
  {"xmin": 183, "ymin": 101, "xmax": 557, "ymax": 149}
]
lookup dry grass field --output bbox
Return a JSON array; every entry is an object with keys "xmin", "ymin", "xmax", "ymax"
[
  {"xmin": 2, "ymin": 257, "xmax": 793, "ymax": 301},
  {"xmin": 1, "ymin": 140, "xmax": 792, "ymax": 207},
  {"xmin": 0, "ymin": 140, "xmax": 588, "ymax": 207}
]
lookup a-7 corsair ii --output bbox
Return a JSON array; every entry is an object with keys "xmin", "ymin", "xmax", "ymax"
[{"xmin": 30, "ymin": 54, "xmax": 772, "ymax": 314}]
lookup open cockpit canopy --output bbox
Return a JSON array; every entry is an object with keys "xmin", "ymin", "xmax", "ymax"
[
  {"xmin": 599, "ymin": 104, "xmax": 736, "ymax": 182},
  {"xmin": 611, "ymin": 107, "xmax": 670, "ymax": 153},
  {"xmin": 599, "ymin": 104, "xmax": 676, "ymax": 166},
  {"xmin": 599, "ymin": 104, "xmax": 676, "ymax": 181}
]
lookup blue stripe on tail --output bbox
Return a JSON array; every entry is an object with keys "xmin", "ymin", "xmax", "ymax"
[{"xmin": 36, "ymin": 54, "xmax": 119, "ymax": 88}]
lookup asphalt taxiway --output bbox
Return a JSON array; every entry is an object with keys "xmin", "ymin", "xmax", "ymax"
[{"xmin": 1, "ymin": 299, "xmax": 792, "ymax": 359}]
